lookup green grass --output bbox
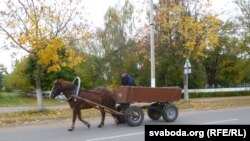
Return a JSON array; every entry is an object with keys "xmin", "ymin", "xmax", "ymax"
[{"xmin": 0, "ymin": 92, "xmax": 65, "ymax": 107}]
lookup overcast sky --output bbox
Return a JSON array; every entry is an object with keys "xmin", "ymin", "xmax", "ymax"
[{"xmin": 0, "ymin": 0, "xmax": 238, "ymax": 73}]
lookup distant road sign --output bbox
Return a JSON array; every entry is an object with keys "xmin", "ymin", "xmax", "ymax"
[{"xmin": 184, "ymin": 58, "xmax": 191, "ymax": 74}]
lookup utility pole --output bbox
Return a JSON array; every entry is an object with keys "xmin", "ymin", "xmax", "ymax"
[
  {"xmin": 184, "ymin": 58, "xmax": 191, "ymax": 102},
  {"xmin": 150, "ymin": 0, "xmax": 155, "ymax": 88}
]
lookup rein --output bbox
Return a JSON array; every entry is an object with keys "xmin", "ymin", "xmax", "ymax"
[
  {"xmin": 57, "ymin": 82, "xmax": 77, "ymax": 102},
  {"xmin": 66, "ymin": 89, "xmax": 103, "ymax": 102},
  {"xmin": 81, "ymin": 89, "xmax": 104, "ymax": 95},
  {"xmin": 73, "ymin": 77, "xmax": 81, "ymax": 101},
  {"xmin": 73, "ymin": 95, "xmax": 123, "ymax": 116},
  {"xmin": 65, "ymin": 95, "xmax": 73, "ymax": 101},
  {"xmin": 58, "ymin": 77, "xmax": 104, "ymax": 102},
  {"xmin": 64, "ymin": 87, "xmax": 78, "ymax": 102}
]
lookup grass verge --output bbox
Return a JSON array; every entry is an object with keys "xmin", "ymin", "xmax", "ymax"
[
  {"xmin": 0, "ymin": 108, "xmax": 100, "ymax": 127},
  {"xmin": 0, "ymin": 92, "xmax": 65, "ymax": 107},
  {"xmin": 1, "ymin": 96, "xmax": 250, "ymax": 127}
]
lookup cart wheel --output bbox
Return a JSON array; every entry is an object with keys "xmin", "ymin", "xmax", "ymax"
[
  {"xmin": 162, "ymin": 104, "xmax": 178, "ymax": 122},
  {"xmin": 147, "ymin": 103, "xmax": 163, "ymax": 120},
  {"xmin": 115, "ymin": 104, "xmax": 130, "ymax": 124},
  {"xmin": 125, "ymin": 106, "xmax": 144, "ymax": 126}
]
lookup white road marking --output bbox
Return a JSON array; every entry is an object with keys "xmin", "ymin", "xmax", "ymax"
[
  {"xmin": 202, "ymin": 119, "xmax": 238, "ymax": 124},
  {"xmin": 87, "ymin": 118, "xmax": 238, "ymax": 141},
  {"xmin": 86, "ymin": 132, "xmax": 144, "ymax": 141}
]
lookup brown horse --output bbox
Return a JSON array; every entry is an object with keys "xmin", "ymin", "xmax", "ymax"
[{"xmin": 49, "ymin": 79, "xmax": 116, "ymax": 131}]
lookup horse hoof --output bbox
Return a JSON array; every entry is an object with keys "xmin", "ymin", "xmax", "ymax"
[
  {"xmin": 115, "ymin": 121, "xmax": 119, "ymax": 125},
  {"xmin": 114, "ymin": 119, "xmax": 119, "ymax": 125},
  {"xmin": 98, "ymin": 125, "xmax": 103, "ymax": 128},
  {"xmin": 68, "ymin": 128, "xmax": 74, "ymax": 131},
  {"xmin": 87, "ymin": 124, "xmax": 91, "ymax": 128}
]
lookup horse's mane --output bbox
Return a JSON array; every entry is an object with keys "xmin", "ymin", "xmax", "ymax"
[
  {"xmin": 58, "ymin": 79, "xmax": 75, "ymax": 90},
  {"xmin": 56, "ymin": 79, "xmax": 115, "ymax": 99}
]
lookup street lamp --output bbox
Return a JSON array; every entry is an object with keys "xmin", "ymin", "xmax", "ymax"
[{"xmin": 184, "ymin": 58, "xmax": 191, "ymax": 102}]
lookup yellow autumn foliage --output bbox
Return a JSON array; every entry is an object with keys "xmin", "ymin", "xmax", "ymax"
[
  {"xmin": 37, "ymin": 38, "xmax": 62, "ymax": 66},
  {"xmin": 156, "ymin": 1, "xmax": 221, "ymax": 58},
  {"xmin": 35, "ymin": 38, "xmax": 82, "ymax": 73}
]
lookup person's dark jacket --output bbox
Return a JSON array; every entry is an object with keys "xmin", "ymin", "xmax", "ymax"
[{"xmin": 121, "ymin": 74, "xmax": 136, "ymax": 86}]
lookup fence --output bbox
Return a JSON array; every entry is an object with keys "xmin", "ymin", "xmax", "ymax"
[
  {"xmin": 22, "ymin": 91, "xmax": 51, "ymax": 98},
  {"xmin": 21, "ymin": 91, "xmax": 65, "ymax": 101},
  {"xmin": 186, "ymin": 87, "xmax": 250, "ymax": 93},
  {"xmin": 22, "ymin": 87, "xmax": 250, "ymax": 97}
]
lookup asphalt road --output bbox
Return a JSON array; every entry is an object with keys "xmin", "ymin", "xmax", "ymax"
[{"xmin": 0, "ymin": 106, "xmax": 250, "ymax": 141}]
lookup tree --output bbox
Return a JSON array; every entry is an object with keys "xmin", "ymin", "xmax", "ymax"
[
  {"xmin": 226, "ymin": 0, "xmax": 250, "ymax": 86},
  {"xmin": 0, "ymin": 64, "xmax": 8, "ymax": 90},
  {"xmin": 0, "ymin": 0, "xmax": 84, "ymax": 111},
  {"xmin": 234, "ymin": 0, "xmax": 250, "ymax": 54},
  {"xmin": 94, "ymin": 0, "xmax": 135, "ymax": 85},
  {"xmin": 74, "ymin": 55, "xmax": 105, "ymax": 89},
  {"xmin": 201, "ymin": 21, "xmax": 241, "ymax": 87},
  {"xmin": 24, "ymin": 56, "xmax": 75, "ymax": 90},
  {"xmin": 156, "ymin": 0, "xmax": 221, "ymax": 58},
  {"xmin": 3, "ymin": 57, "xmax": 35, "ymax": 91},
  {"xmin": 127, "ymin": 25, "xmax": 151, "ymax": 86},
  {"xmin": 154, "ymin": 0, "xmax": 221, "ymax": 87}
]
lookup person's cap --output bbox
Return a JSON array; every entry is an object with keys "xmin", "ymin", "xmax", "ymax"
[{"xmin": 120, "ymin": 70, "xmax": 127, "ymax": 74}]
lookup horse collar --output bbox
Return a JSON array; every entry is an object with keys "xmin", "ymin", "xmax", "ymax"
[
  {"xmin": 65, "ymin": 95, "xmax": 73, "ymax": 101},
  {"xmin": 65, "ymin": 87, "xmax": 78, "ymax": 102}
]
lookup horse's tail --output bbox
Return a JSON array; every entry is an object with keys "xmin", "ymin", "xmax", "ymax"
[
  {"xmin": 110, "ymin": 98, "xmax": 116, "ymax": 118},
  {"xmin": 108, "ymin": 91, "xmax": 116, "ymax": 111},
  {"xmin": 94, "ymin": 87, "xmax": 117, "ymax": 118},
  {"xmin": 111, "ymin": 89, "xmax": 117, "ymax": 101},
  {"xmin": 97, "ymin": 87, "xmax": 116, "ymax": 109},
  {"xmin": 105, "ymin": 89, "xmax": 117, "ymax": 117}
]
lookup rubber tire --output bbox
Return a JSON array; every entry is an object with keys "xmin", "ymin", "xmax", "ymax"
[
  {"xmin": 162, "ymin": 104, "xmax": 178, "ymax": 122},
  {"xmin": 147, "ymin": 103, "xmax": 163, "ymax": 120},
  {"xmin": 115, "ymin": 105, "xmax": 127, "ymax": 124},
  {"xmin": 125, "ymin": 106, "xmax": 144, "ymax": 126}
]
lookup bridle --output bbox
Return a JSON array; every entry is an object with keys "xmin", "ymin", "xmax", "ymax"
[
  {"xmin": 51, "ymin": 77, "xmax": 102, "ymax": 102},
  {"xmin": 58, "ymin": 81, "xmax": 78, "ymax": 102},
  {"xmin": 50, "ymin": 81, "xmax": 72, "ymax": 101}
]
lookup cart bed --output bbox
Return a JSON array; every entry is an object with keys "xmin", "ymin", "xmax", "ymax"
[{"xmin": 114, "ymin": 86, "xmax": 182, "ymax": 103}]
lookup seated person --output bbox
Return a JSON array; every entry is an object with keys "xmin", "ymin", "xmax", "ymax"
[{"xmin": 121, "ymin": 71, "xmax": 136, "ymax": 86}]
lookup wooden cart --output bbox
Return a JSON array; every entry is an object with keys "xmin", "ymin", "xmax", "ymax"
[
  {"xmin": 112, "ymin": 86, "xmax": 182, "ymax": 126},
  {"xmin": 72, "ymin": 77, "xmax": 182, "ymax": 127}
]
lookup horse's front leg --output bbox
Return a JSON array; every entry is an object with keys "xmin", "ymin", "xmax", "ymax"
[
  {"xmin": 98, "ymin": 108, "xmax": 105, "ymax": 128},
  {"xmin": 78, "ymin": 110, "xmax": 90, "ymax": 128},
  {"xmin": 68, "ymin": 108, "xmax": 77, "ymax": 131}
]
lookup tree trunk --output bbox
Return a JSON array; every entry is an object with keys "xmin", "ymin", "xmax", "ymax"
[
  {"xmin": 205, "ymin": 67, "xmax": 217, "ymax": 87},
  {"xmin": 35, "ymin": 65, "xmax": 44, "ymax": 111}
]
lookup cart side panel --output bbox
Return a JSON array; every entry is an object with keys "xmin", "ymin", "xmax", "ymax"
[
  {"xmin": 132, "ymin": 87, "xmax": 182, "ymax": 103},
  {"xmin": 114, "ymin": 86, "xmax": 182, "ymax": 103},
  {"xmin": 114, "ymin": 87, "xmax": 132, "ymax": 103}
]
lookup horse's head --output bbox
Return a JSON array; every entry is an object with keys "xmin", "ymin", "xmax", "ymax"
[{"xmin": 49, "ymin": 79, "xmax": 63, "ymax": 99}]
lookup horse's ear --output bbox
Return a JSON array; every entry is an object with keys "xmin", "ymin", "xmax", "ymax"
[
  {"xmin": 53, "ymin": 79, "xmax": 60, "ymax": 84},
  {"xmin": 53, "ymin": 79, "xmax": 57, "ymax": 84}
]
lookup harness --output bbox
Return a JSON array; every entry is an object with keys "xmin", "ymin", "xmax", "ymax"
[
  {"xmin": 64, "ymin": 88, "xmax": 77, "ymax": 101},
  {"xmin": 72, "ymin": 77, "xmax": 81, "ymax": 101},
  {"xmin": 60, "ymin": 77, "xmax": 80, "ymax": 102},
  {"xmin": 63, "ymin": 76, "xmax": 104, "ymax": 102}
]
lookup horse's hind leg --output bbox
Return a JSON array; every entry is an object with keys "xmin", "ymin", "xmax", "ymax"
[
  {"xmin": 78, "ymin": 110, "xmax": 90, "ymax": 128},
  {"xmin": 68, "ymin": 109, "xmax": 78, "ymax": 131},
  {"xmin": 98, "ymin": 108, "xmax": 105, "ymax": 128}
]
